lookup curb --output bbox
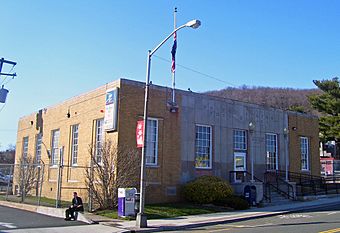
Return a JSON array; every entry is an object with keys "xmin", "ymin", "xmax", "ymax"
[
  {"xmin": 0, "ymin": 200, "xmax": 93, "ymax": 224},
  {"xmin": 125, "ymin": 200, "xmax": 340, "ymax": 233},
  {"xmin": 125, "ymin": 211, "xmax": 291, "ymax": 233}
]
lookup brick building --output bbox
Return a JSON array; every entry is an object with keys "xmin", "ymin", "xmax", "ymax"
[{"xmin": 15, "ymin": 78, "xmax": 319, "ymax": 203}]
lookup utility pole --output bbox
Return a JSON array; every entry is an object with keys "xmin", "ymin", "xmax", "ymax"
[
  {"xmin": 0, "ymin": 58, "xmax": 17, "ymax": 104},
  {"xmin": 0, "ymin": 58, "xmax": 17, "ymax": 77}
]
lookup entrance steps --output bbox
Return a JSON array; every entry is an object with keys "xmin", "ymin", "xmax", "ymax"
[{"xmin": 264, "ymin": 190, "xmax": 295, "ymax": 206}]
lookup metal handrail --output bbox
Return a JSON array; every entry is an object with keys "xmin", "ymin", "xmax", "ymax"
[
  {"xmin": 229, "ymin": 170, "xmax": 264, "ymax": 183},
  {"xmin": 264, "ymin": 171, "xmax": 295, "ymax": 200},
  {"xmin": 271, "ymin": 170, "xmax": 334, "ymax": 196},
  {"xmin": 276, "ymin": 170, "xmax": 325, "ymax": 183}
]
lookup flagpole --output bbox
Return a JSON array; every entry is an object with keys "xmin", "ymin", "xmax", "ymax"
[{"xmin": 172, "ymin": 7, "xmax": 177, "ymax": 104}]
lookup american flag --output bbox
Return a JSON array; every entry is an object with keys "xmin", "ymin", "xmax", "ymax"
[{"xmin": 171, "ymin": 32, "xmax": 177, "ymax": 73}]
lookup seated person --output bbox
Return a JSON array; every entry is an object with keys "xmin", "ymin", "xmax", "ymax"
[{"xmin": 65, "ymin": 192, "xmax": 84, "ymax": 220}]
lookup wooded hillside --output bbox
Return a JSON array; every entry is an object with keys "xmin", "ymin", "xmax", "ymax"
[{"xmin": 205, "ymin": 86, "xmax": 320, "ymax": 115}]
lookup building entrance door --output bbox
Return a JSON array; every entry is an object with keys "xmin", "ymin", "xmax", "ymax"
[{"xmin": 234, "ymin": 152, "xmax": 246, "ymax": 183}]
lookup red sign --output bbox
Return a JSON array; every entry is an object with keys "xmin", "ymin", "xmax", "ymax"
[{"xmin": 136, "ymin": 120, "xmax": 144, "ymax": 148}]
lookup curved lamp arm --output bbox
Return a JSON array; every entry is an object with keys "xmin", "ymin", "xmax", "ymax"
[{"xmin": 150, "ymin": 19, "xmax": 201, "ymax": 57}]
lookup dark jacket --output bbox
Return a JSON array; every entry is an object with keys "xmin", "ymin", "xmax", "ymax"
[{"xmin": 72, "ymin": 196, "xmax": 84, "ymax": 211}]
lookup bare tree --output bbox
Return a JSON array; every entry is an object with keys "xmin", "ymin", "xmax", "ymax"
[
  {"xmin": 85, "ymin": 140, "xmax": 140, "ymax": 210},
  {"xmin": 15, "ymin": 155, "xmax": 39, "ymax": 201}
]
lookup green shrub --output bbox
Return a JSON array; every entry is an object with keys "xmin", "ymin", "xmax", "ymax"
[
  {"xmin": 214, "ymin": 195, "xmax": 249, "ymax": 210},
  {"xmin": 182, "ymin": 176, "xmax": 233, "ymax": 204},
  {"xmin": 195, "ymin": 175, "xmax": 223, "ymax": 183}
]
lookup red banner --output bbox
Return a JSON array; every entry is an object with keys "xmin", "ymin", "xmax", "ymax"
[{"xmin": 136, "ymin": 120, "xmax": 144, "ymax": 148}]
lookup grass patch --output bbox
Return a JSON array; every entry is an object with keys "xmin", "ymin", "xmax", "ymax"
[
  {"xmin": 0, "ymin": 194, "xmax": 88, "ymax": 209},
  {"xmin": 96, "ymin": 202, "xmax": 231, "ymax": 220},
  {"xmin": 0, "ymin": 194, "xmax": 71, "ymax": 207},
  {"xmin": 145, "ymin": 203, "xmax": 229, "ymax": 219},
  {"xmin": 95, "ymin": 209, "xmax": 119, "ymax": 219}
]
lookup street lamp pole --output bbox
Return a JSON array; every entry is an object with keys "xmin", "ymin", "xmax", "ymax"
[
  {"xmin": 284, "ymin": 128, "xmax": 289, "ymax": 182},
  {"xmin": 249, "ymin": 122, "xmax": 255, "ymax": 182},
  {"xmin": 136, "ymin": 50, "xmax": 151, "ymax": 228},
  {"xmin": 136, "ymin": 19, "xmax": 201, "ymax": 228}
]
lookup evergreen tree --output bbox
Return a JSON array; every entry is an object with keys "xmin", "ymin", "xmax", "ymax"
[
  {"xmin": 288, "ymin": 105, "xmax": 306, "ymax": 113},
  {"xmin": 309, "ymin": 78, "xmax": 340, "ymax": 147}
]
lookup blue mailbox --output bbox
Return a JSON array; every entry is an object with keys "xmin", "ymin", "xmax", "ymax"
[{"xmin": 244, "ymin": 185, "xmax": 257, "ymax": 206}]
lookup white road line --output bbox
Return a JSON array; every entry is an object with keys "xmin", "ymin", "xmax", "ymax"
[
  {"xmin": 279, "ymin": 214, "xmax": 312, "ymax": 219},
  {"xmin": 0, "ymin": 222, "xmax": 17, "ymax": 229},
  {"xmin": 327, "ymin": 212, "xmax": 337, "ymax": 215}
]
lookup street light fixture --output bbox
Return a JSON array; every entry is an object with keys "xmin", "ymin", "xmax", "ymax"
[
  {"xmin": 185, "ymin": 19, "xmax": 201, "ymax": 28},
  {"xmin": 137, "ymin": 19, "xmax": 201, "ymax": 228}
]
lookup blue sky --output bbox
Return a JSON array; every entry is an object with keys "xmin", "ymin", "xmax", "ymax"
[{"xmin": 1, "ymin": 0, "xmax": 340, "ymax": 149}]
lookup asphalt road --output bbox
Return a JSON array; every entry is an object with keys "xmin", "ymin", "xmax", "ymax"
[
  {"xmin": 0, "ymin": 205, "xmax": 86, "ymax": 231},
  {"xmin": 172, "ymin": 204, "xmax": 340, "ymax": 233}
]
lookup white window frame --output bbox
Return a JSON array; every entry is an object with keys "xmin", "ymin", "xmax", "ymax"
[
  {"xmin": 233, "ymin": 129, "xmax": 247, "ymax": 151},
  {"xmin": 145, "ymin": 118, "xmax": 159, "ymax": 166},
  {"xmin": 51, "ymin": 129, "xmax": 60, "ymax": 166},
  {"xmin": 22, "ymin": 136, "xmax": 29, "ymax": 160},
  {"xmin": 71, "ymin": 124, "xmax": 79, "ymax": 166},
  {"xmin": 195, "ymin": 124, "xmax": 212, "ymax": 169},
  {"xmin": 95, "ymin": 119, "xmax": 104, "ymax": 164},
  {"xmin": 265, "ymin": 133, "xmax": 278, "ymax": 171},
  {"xmin": 234, "ymin": 152, "xmax": 246, "ymax": 183},
  {"xmin": 35, "ymin": 134, "xmax": 42, "ymax": 164},
  {"xmin": 300, "ymin": 137, "xmax": 309, "ymax": 171}
]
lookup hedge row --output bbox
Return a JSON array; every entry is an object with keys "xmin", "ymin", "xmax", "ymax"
[
  {"xmin": 182, "ymin": 176, "xmax": 233, "ymax": 204},
  {"xmin": 182, "ymin": 175, "xmax": 249, "ymax": 210}
]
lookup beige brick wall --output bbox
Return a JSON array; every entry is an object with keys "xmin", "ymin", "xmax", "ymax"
[
  {"xmin": 288, "ymin": 113, "xmax": 320, "ymax": 176},
  {"xmin": 117, "ymin": 81, "xmax": 182, "ymax": 203},
  {"xmin": 15, "ymin": 81, "xmax": 120, "ymax": 201},
  {"xmin": 15, "ymin": 79, "xmax": 182, "ymax": 203}
]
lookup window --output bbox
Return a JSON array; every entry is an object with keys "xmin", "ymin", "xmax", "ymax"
[
  {"xmin": 195, "ymin": 124, "xmax": 212, "ymax": 169},
  {"xmin": 22, "ymin": 137, "xmax": 29, "ymax": 160},
  {"xmin": 51, "ymin": 129, "xmax": 60, "ymax": 165},
  {"xmin": 71, "ymin": 124, "xmax": 79, "ymax": 166},
  {"xmin": 146, "ymin": 119, "xmax": 158, "ymax": 166},
  {"xmin": 35, "ymin": 134, "xmax": 42, "ymax": 164},
  {"xmin": 95, "ymin": 119, "xmax": 104, "ymax": 163},
  {"xmin": 265, "ymin": 133, "xmax": 278, "ymax": 170},
  {"xmin": 301, "ymin": 137, "xmax": 309, "ymax": 171},
  {"xmin": 233, "ymin": 130, "xmax": 247, "ymax": 151}
]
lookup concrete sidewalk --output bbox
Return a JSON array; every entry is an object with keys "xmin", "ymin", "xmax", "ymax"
[
  {"xmin": 0, "ymin": 201, "xmax": 111, "ymax": 224},
  {"xmin": 118, "ymin": 195, "xmax": 340, "ymax": 232},
  {"xmin": 2, "ymin": 196, "xmax": 340, "ymax": 233},
  {"xmin": 0, "ymin": 200, "xmax": 129, "ymax": 232}
]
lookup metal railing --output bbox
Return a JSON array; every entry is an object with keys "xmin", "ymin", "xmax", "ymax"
[
  {"xmin": 0, "ymin": 163, "xmax": 14, "ymax": 199},
  {"xmin": 278, "ymin": 170, "xmax": 326, "ymax": 196},
  {"xmin": 323, "ymin": 175, "xmax": 340, "ymax": 195},
  {"xmin": 0, "ymin": 163, "xmax": 90, "ymax": 209},
  {"xmin": 264, "ymin": 171, "xmax": 295, "ymax": 200},
  {"xmin": 0, "ymin": 163, "xmax": 45, "ymax": 205},
  {"xmin": 230, "ymin": 169, "xmax": 340, "ymax": 201},
  {"xmin": 269, "ymin": 170, "xmax": 340, "ymax": 196}
]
